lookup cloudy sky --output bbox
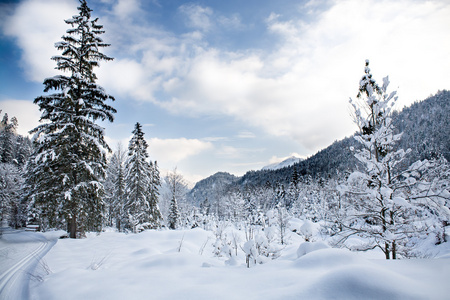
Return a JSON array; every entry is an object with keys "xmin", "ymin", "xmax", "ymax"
[{"xmin": 1, "ymin": 0, "xmax": 449, "ymax": 183}]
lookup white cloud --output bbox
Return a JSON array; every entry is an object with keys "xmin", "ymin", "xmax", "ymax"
[
  {"xmin": 158, "ymin": 0, "xmax": 450, "ymax": 152},
  {"xmin": 2, "ymin": 0, "xmax": 77, "ymax": 82},
  {"xmin": 4, "ymin": 0, "xmax": 450, "ymax": 158},
  {"xmin": 112, "ymin": 0, "xmax": 141, "ymax": 19},
  {"xmin": 98, "ymin": 58, "xmax": 157, "ymax": 102},
  {"xmin": 105, "ymin": 136, "xmax": 213, "ymax": 164},
  {"xmin": 0, "ymin": 100, "xmax": 41, "ymax": 137},
  {"xmin": 178, "ymin": 4, "xmax": 213, "ymax": 31},
  {"xmin": 236, "ymin": 131, "xmax": 255, "ymax": 139},
  {"xmin": 218, "ymin": 13, "xmax": 243, "ymax": 30},
  {"xmin": 216, "ymin": 145, "xmax": 264, "ymax": 160},
  {"xmin": 148, "ymin": 137, "xmax": 213, "ymax": 164}
]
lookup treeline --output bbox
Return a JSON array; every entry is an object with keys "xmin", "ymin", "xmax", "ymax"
[
  {"xmin": 1, "ymin": 1, "xmax": 448, "ymax": 261},
  {"xmin": 184, "ymin": 64, "xmax": 450, "ymax": 259},
  {"xmin": 191, "ymin": 89, "xmax": 450, "ymax": 195},
  {"xmin": 0, "ymin": 112, "xmax": 33, "ymax": 228}
]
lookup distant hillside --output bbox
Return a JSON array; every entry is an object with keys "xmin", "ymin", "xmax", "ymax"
[
  {"xmin": 188, "ymin": 90, "xmax": 450, "ymax": 201},
  {"xmin": 186, "ymin": 172, "xmax": 238, "ymax": 205},
  {"xmin": 393, "ymin": 90, "xmax": 450, "ymax": 165}
]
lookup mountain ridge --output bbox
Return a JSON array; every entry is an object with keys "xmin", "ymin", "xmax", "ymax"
[{"xmin": 187, "ymin": 90, "xmax": 450, "ymax": 204}]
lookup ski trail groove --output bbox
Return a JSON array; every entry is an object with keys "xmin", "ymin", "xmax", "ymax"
[{"xmin": 0, "ymin": 239, "xmax": 56, "ymax": 300}]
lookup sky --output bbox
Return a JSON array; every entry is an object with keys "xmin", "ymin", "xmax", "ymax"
[{"xmin": 1, "ymin": 0, "xmax": 449, "ymax": 184}]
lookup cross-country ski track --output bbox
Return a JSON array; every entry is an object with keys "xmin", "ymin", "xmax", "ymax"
[{"xmin": 0, "ymin": 231, "xmax": 61, "ymax": 300}]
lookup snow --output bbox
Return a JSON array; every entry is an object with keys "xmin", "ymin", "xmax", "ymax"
[
  {"xmin": 297, "ymin": 241, "xmax": 329, "ymax": 257},
  {"xmin": 0, "ymin": 227, "xmax": 442, "ymax": 300},
  {"xmin": 262, "ymin": 156, "xmax": 302, "ymax": 171},
  {"xmin": 0, "ymin": 230, "xmax": 65, "ymax": 300}
]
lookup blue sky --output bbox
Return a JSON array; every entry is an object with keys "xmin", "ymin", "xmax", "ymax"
[{"xmin": 1, "ymin": 0, "xmax": 450, "ymax": 183}]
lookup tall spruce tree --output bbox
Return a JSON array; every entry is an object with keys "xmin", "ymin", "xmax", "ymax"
[
  {"xmin": 26, "ymin": 0, "xmax": 115, "ymax": 238},
  {"xmin": 124, "ymin": 123, "xmax": 162, "ymax": 232}
]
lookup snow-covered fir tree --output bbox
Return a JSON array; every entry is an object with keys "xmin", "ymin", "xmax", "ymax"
[
  {"xmin": 0, "ymin": 113, "xmax": 18, "ymax": 164},
  {"xmin": 338, "ymin": 60, "xmax": 450, "ymax": 259},
  {"xmin": 0, "ymin": 163, "xmax": 25, "ymax": 229},
  {"xmin": 168, "ymin": 195, "xmax": 180, "ymax": 230},
  {"xmin": 104, "ymin": 144, "xmax": 126, "ymax": 231},
  {"xmin": 149, "ymin": 160, "xmax": 162, "ymax": 226},
  {"xmin": 25, "ymin": 0, "xmax": 116, "ymax": 238},
  {"xmin": 166, "ymin": 168, "xmax": 184, "ymax": 229},
  {"xmin": 162, "ymin": 168, "xmax": 191, "ymax": 228},
  {"xmin": 124, "ymin": 123, "xmax": 162, "ymax": 232}
]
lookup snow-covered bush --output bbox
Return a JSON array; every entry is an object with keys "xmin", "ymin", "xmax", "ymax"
[{"xmin": 297, "ymin": 241, "xmax": 329, "ymax": 258}]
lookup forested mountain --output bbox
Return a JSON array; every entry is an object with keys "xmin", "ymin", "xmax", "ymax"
[
  {"xmin": 186, "ymin": 172, "xmax": 238, "ymax": 206},
  {"xmin": 393, "ymin": 90, "xmax": 450, "ymax": 165},
  {"xmin": 188, "ymin": 90, "xmax": 450, "ymax": 200}
]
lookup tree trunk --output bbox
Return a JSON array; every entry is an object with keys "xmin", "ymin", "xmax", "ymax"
[
  {"xmin": 385, "ymin": 242, "xmax": 390, "ymax": 259},
  {"xmin": 392, "ymin": 241, "xmax": 396, "ymax": 259},
  {"xmin": 68, "ymin": 215, "xmax": 77, "ymax": 239}
]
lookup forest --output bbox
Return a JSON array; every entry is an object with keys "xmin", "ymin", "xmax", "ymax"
[{"xmin": 0, "ymin": 0, "xmax": 449, "ymax": 263}]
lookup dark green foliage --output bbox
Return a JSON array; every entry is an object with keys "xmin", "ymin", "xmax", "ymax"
[{"xmin": 25, "ymin": 0, "xmax": 115, "ymax": 237}]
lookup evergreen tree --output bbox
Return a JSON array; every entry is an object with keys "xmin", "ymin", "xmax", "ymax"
[
  {"xmin": 168, "ymin": 195, "xmax": 180, "ymax": 230},
  {"xmin": 339, "ymin": 60, "xmax": 450, "ymax": 259},
  {"xmin": 0, "ymin": 113, "xmax": 18, "ymax": 164},
  {"xmin": 124, "ymin": 123, "xmax": 162, "ymax": 231},
  {"xmin": 149, "ymin": 161, "xmax": 162, "ymax": 226},
  {"xmin": 104, "ymin": 144, "xmax": 126, "ymax": 230},
  {"xmin": 15, "ymin": 136, "xmax": 33, "ymax": 166},
  {"xmin": 165, "ymin": 168, "xmax": 187, "ymax": 229},
  {"xmin": 25, "ymin": 0, "xmax": 115, "ymax": 238},
  {"xmin": 0, "ymin": 163, "xmax": 24, "ymax": 229}
]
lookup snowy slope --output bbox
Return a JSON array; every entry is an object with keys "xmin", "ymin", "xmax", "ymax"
[
  {"xmin": 262, "ymin": 156, "xmax": 303, "ymax": 171},
  {"xmin": 20, "ymin": 227, "xmax": 450, "ymax": 300}
]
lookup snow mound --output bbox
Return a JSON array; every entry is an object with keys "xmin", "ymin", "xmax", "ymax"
[
  {"xmin": 302, "ymin": 265, "xmax": 423, "ymax": 300},
  {"xmin": 139, "ymin": 253, "xmax": 194, "ymax": 269},
  {"xmin": 26, "ymin": 229, "xmax": 450, "ymax": 300},
  {"xmin": 297, "ymin": 241, "xmax": 329, "ymax": 258},
  {"xmin": 294, "ymin": 248, "xmax": 365, "ymax": 269},
  {"xmin": 299, "ymin": 219, "xmax": 320, "ymax": 241}
]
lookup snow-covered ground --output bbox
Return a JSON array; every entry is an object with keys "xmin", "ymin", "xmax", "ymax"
[
  {"xmin": 0, "ymin": 229, "xmax": 65, "ymax": 300},
  {"xmin": 2, "ymin": 226, "xmax": 450, "ymax": 300}
]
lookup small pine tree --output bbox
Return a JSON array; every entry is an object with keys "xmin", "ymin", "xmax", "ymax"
[
  {"xmin": 124, "ymin": 123, "xmax": 161, "ymax": 231},
  {"xmin": 168, "ymin": 195, "xmax": 180, "ymax": 230},
  {"xmin": 165, "ymin": 168, "xmax": 186, "ymax": 229},
  {"xmin": 148, "ymin": 161, "xmax": 162, "ymax": 227},
  {"xmin": 104, "ymin": 144, "xmax": 126, "ymax": 230},
  {"xmin": 339, "ymin": 60, "xmax": 450, "ymax": 259}
]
